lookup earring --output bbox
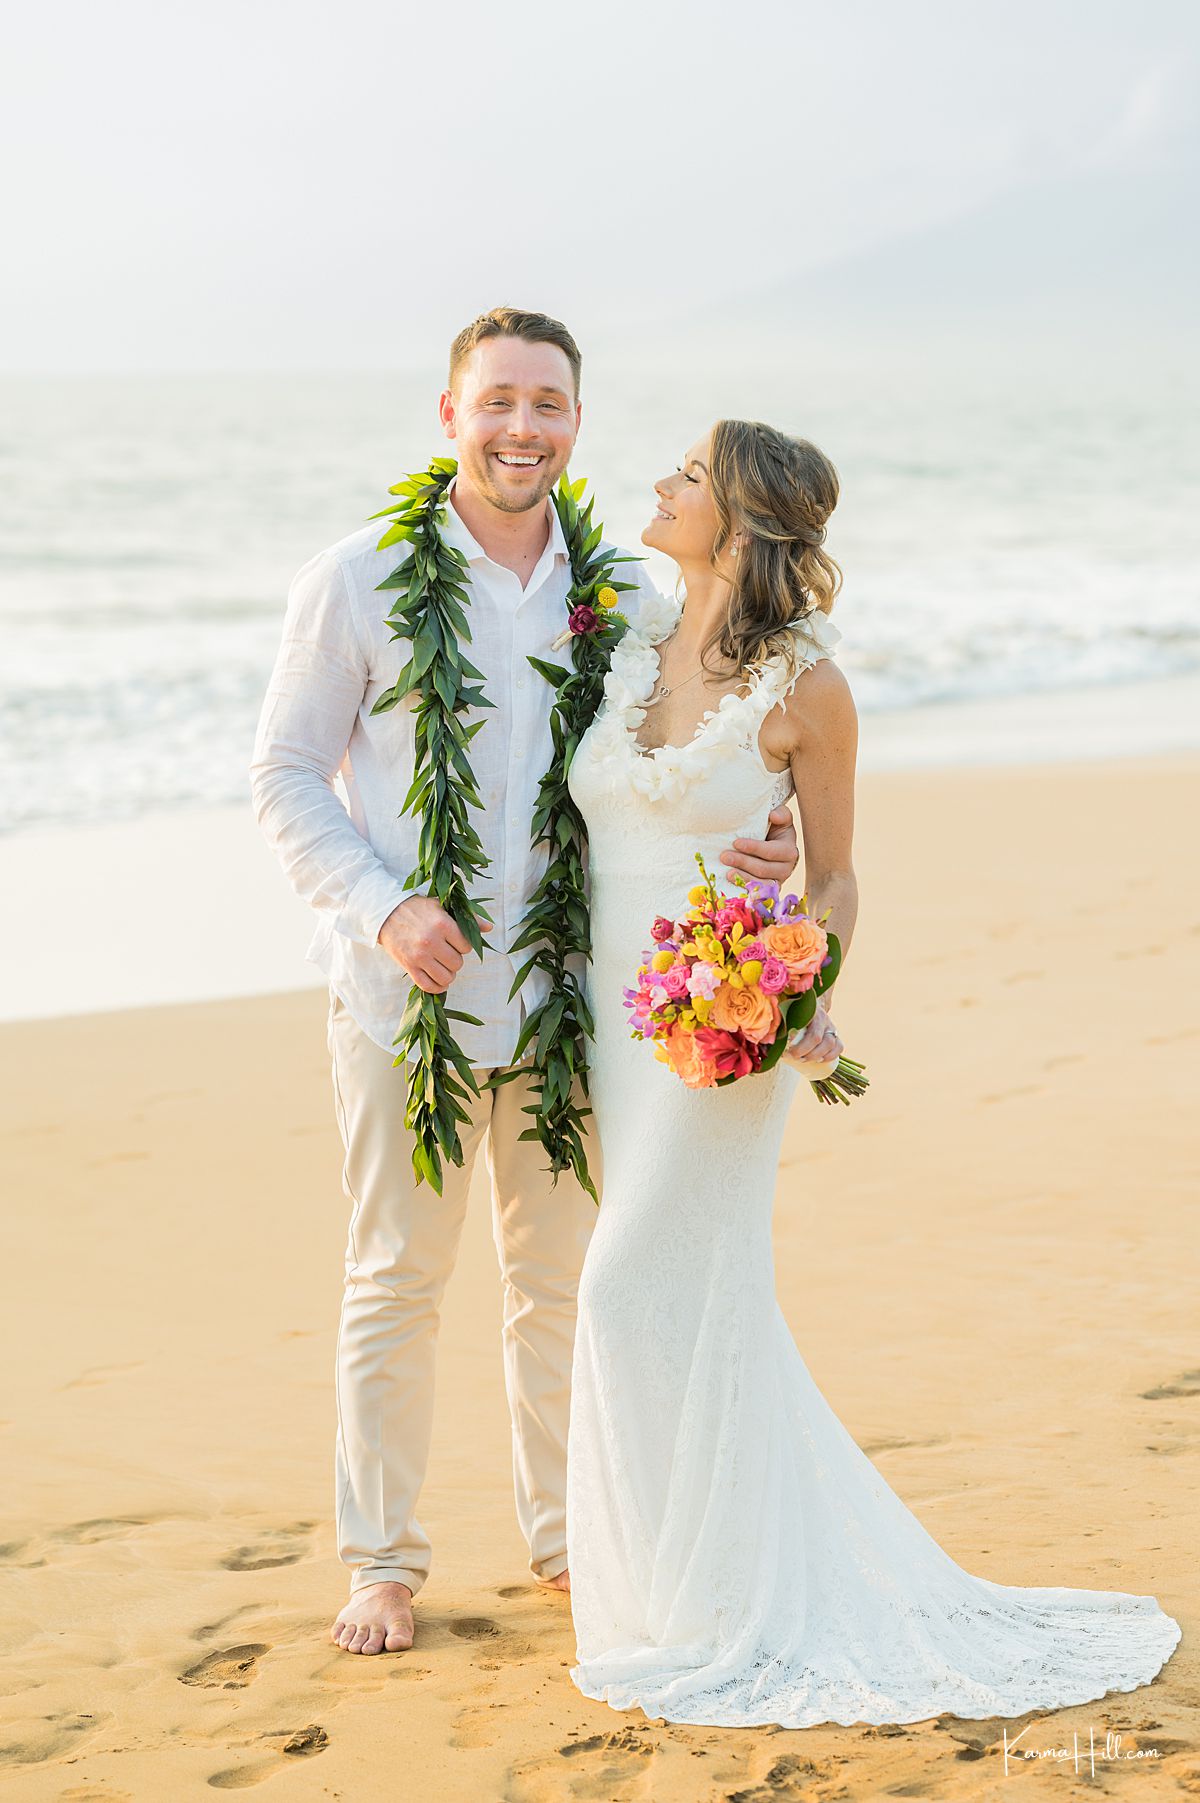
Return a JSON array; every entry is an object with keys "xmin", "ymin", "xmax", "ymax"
[{"xmin": 731, "ymin": 540, "xmax": 740, "ymax": 559}]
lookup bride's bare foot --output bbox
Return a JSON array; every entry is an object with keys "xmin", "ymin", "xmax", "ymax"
[
  {"xmin": 330, "ymin": 1580, "xmax": 414, "ymax": 1654},
  {"xmin": 537, "ymin": 1567, "xmax": 570, "ymax": 1594}
]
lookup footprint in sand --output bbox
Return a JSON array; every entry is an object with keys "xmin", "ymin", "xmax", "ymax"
[
  {"xmin": 496, "ymin": 1584, "xmax": 534, "ymax": 1599},
  {"xmin": 450, "ymin": 1703, "xmax": 506, "ymax": 1749},
  {"xmin": 560, "ymin": 1729, "xmax": 654, "ymax": 1761},
  {"xmin": 511, "ymin": 1726, "xmax": 658, "ymax": 1803},
  {"xmin": 180, "ymin": 1645, "xmax": 270, "ymax": 1689},
  {"xmin": 207, "ymin": 1726, "xmax": 328, "ymax": 1790},
  {"xmin": 220, "ymin": 1522, "xmax": 315, "ymax": 1571},
  {"xmin": 193, "ymin": 1605, "xmax": 266, "ymax": 1643},
  {"xmin": 729, "ymin": 1751, "xmax": 845, "ymax": 1802},
  {"xmin": 447, "ymin": 1616, "xmax": 533, "ymax": 1664},
  {"xmin": 1140, "ymin": 1369, "xmax": 1200, "ymax": 1400},
  {"xmin": 207, "ymin": 1763, "xmax": 278, "ymax": 1790},
  {"xmin": 0, "ymin": 1539, "xmax": 45, "ymax": 1569},
  {"xmin": 54, "ymin": 1517, "xmax": 148, "ymax": 1545},
  {"xmin": 0, "ymin": 1712, "xmax": 109, "ymax": 1769}
]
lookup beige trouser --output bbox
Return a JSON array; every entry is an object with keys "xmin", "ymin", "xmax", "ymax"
[{"xmin": 327, "ymin": 990, "xmax": 598, "ymax": 1598}]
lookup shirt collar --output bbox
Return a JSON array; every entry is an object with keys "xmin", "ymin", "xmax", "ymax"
[{"xmin": 442, "ymin": 473, "xmax": 569, "ymax": 574}]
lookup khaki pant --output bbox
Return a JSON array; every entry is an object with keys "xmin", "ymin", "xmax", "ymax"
[{"xmin": 327, "ymin": 991, "xmax": 598, "ymax": 1597}]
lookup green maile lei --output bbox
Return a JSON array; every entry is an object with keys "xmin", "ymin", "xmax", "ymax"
[{"xmin": 367, "ymin": 457, "xmax": 639, "ymax": 1200}]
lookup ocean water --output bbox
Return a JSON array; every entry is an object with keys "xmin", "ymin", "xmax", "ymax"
[{"xmin": 1, "ymin": 361, "xmax": 1197, "ymax": 835}]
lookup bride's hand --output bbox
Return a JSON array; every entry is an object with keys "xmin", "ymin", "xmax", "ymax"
[
  {"xmin": 720, "ymin": 805, "xmax": 799, "ymax": 883},
  {"xmin": 783, "ymin": 1002, "xmax": 843, "ymax": 1076}
]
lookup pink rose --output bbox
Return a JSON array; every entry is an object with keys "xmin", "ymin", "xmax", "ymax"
[
  {"xmin": 661, "ymin": 963, "xmax": 690, "ymax": 1000},
  {"xmin": 758, "ymin": 956, "xmax": 790, "ymax": 995},
  {"xmin": 736, "ymin": 938, "xmax": 768, "ymax": 963}
]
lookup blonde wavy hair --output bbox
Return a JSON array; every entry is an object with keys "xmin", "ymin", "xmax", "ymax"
[{"xmin": 702, "ymin": 418, "xmax": 843, "ymax": 678}]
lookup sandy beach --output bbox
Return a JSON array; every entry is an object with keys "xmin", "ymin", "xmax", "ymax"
[{"xmin": 1, "ymin": 748, "xmax": 1196, "ymax": 1801}]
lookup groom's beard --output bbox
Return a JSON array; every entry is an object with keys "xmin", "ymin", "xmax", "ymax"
[{"xmin": 461, "ymin": 442, "xmax": 568, "ymax": 515}]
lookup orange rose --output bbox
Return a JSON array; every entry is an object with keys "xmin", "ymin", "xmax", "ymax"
[
  {"xmin": 658, "ymin": 1022, "xmax": 720, "ymax": 1089},
  {"xmin": 709, "ymin": 980, "xmax": 781, "ymax": 1044},
  {"xmin": 761, "ymin": 918, "xmax": 828, "ymax": 991}
]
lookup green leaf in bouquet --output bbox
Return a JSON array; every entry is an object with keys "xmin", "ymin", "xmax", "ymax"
[{"xmin": 815, "ymin": 929, "xmax": 843, "ymax": 992}]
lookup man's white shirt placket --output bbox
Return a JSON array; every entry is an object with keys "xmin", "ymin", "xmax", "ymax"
[{"xmin": 250, "ymin": 479, "xmax": 660, "ymax": 1069}]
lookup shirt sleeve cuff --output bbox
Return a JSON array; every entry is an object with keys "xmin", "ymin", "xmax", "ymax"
[{"xmin": 339, "ymin": 866, "xmax": 417, "ymax": 949}]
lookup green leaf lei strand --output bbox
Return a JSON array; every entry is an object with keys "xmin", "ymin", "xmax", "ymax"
[
  {"xmin": 367, "ymin": 460, "xmax": 639, "ymax": 1199},
  {"xmin": 367, "ymin": 458, "xmax": 494, "ymax": 1194}
]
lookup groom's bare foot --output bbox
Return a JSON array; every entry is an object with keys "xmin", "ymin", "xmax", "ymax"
[
  {"xmin": 537, "ymin": 1567, "xmax": 570, "ymax": 1594},
  {"xmin": 330, "ymin": 1580, "xmax": 414, "ymax": 1654}
]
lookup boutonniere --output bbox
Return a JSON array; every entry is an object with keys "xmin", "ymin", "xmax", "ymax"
[{"xmin": 550, "ymin": 585, "xmax": 623, "ymax": 652}]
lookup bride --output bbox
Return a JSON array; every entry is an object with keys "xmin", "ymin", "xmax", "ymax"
[{"xmin": 561, "ymin": 418, "xmax": 1182, "ymax": 1729}]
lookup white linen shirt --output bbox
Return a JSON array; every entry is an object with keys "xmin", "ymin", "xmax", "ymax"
[{"xmin": 250, "ymin": 479, "xmax": 661, "ymax": 1066}]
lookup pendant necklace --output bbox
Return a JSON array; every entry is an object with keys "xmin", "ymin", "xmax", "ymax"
[
  {"xmin": 647, "ymin": 626, "xmax": 705, "ymax": 708},
  {"xmin": 646, "ymin": 665, "xmax": 705, "ymax": 707}
]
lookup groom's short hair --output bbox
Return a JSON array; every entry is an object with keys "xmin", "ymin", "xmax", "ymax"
[{"xmin": 449, "ymin": 307, "xmax": 582, "ymax": 400}]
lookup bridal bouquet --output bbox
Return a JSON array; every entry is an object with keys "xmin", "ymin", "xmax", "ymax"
[{"xmin": 624, "ymin": 856, "xmax": 869, "ymax": 1104}]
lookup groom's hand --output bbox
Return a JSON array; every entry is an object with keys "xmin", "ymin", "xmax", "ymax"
[
  {"xmin": 377, "ymin": 896, "xmax": 491, "ymax": 992},
  {"xmin": 719, "ymin": 805, "xmax": 799, "ymax": 884}
]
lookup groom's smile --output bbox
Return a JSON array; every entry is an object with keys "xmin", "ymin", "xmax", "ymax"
[{"xmin": 492, "ymin": 449, "xmax": 548, "ymax": 471}]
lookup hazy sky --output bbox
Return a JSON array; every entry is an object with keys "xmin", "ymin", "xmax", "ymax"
[{"xmin": 2, "ymin": 0, "xmax": 1196, "ymax": 372}]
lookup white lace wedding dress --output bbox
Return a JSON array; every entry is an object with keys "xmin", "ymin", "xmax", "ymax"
[{"xmin": 561, "ymin": 594, "xmax": 1182, "ymax": 1729}]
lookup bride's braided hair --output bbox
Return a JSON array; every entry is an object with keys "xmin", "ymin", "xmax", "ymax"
[{"xmin": 703, "ymin": 418, "xmax": 842, "ymax": 679}]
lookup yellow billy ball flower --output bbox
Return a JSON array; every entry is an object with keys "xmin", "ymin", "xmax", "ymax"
[
  {"xmin": 651, "ymin": 949, "xmax": 675, "ymax": 973},
  {"xmin": 596, "ymin": 585, "xmax": 619, "ymax": 610},
  {"xmin": 740, "ymin": 959, "xmax": 763, "ymax": 985}
]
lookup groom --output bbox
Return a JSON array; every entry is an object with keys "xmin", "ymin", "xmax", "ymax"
[{"xmin": 250, "ymin": 307, "xmax": 800, "ymax": 1656}]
